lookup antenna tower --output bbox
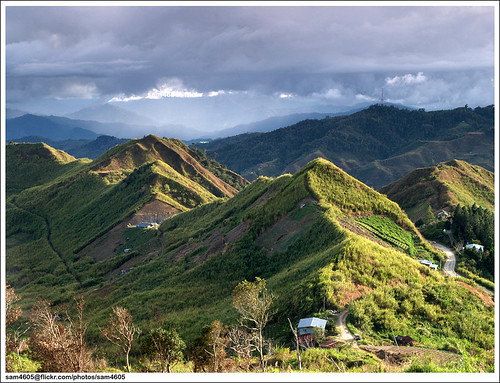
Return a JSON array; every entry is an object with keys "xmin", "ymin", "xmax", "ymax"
[{"xmin": 381, "ymin": 88, "xmax": 384, "ymax": 106}]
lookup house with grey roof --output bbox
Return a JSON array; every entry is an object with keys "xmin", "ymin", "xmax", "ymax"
[{"xmin": 297, "ymin": 317, "xmax": 327, "ymax": 336}]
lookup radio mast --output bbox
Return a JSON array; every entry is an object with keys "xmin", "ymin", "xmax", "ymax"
[{"xmin": 381, "ymin": 88, "xmax": 384, "ymax": 106}]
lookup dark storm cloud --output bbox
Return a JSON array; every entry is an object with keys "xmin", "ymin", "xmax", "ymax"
[{"xmin": 5, "ymin": 4, "xmax": 495, "ymax": 109}]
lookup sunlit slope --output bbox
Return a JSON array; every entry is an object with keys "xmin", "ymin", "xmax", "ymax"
[
  {"xmin": 6, "ymin": 136, "xmax": 248, "ymax": 302},
  {"xmin": 379, "ymin": 159, "xmax": 494, "ymax": 222},
  {"xmin": 82, "ymin": 158, "xmax": 444, "ymax": 342},
  {"xmin": 6, "ymin": 142, "xmax": 91, "ymax": 196}
]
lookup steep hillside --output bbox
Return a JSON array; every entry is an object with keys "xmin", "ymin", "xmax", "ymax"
[
  {"xmin": 196, "ymin": 104, "xmax": 494, "ymax": 188},
  {"xmin": 6, "ymin": 136, "xmax": 249, "ymax": 304},
  {"xmin": 77, "ymin": 159, "xmax": 472, "ymax": 342},
  {"xmin": 6, "ymin": 154, "xmax": 494, "ymax": 370},
  {"xmin": 379, "ymin": 160, "xmax": 494, "ymax": 223}
]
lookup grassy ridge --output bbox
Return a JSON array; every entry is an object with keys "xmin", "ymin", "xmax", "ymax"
[
  {"xmin": 6, "ymin": 137, "xmax": 250, "ymax": 300},
  {"xmin": 6, "ymin": 142, "xmax": 90, "ymax": 196},
  {"xmin": 78, "ymin": 158, "xmax": 483, "ymax": 355},
  {"xmin": 379, "ymin": 159, "xmax": 494, "ymax": 222},
  {"xmin": 6, "ymin": 145, "xmax": 494, "ymax": 370}
]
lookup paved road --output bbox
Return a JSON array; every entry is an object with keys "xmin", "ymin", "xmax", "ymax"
[{"xmin": 432, "ymin": 242, "xmax": 459, "ymax": 277}]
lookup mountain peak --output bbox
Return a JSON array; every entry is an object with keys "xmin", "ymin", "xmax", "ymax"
[{"xmin": 65, "ymin": 103, "xmax": 159, "ymax": 126}]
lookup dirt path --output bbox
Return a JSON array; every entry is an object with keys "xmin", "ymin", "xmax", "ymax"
[
  {"xmin": 11, "ymin": 200, "xmax": 81, "ymax": 286},
  {"xmin": 335, "ymin": 310, "xmax": 358, "ymax": 348},
  {"xmin": 432, "ymin": 242, "xmax": 459, "ymax": 277}
]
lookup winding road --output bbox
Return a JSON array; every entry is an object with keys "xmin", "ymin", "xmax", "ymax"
[
  {"xmin": 432, "ymin": 241, "xmax": 494, "ymax": 296},
  {"xmin": 335, "ymin": 242, "xmax": 461, "ymax": 344},
  {"xmin": 432, "ymin": 242, "xmax": 459, "ymax": 277}
]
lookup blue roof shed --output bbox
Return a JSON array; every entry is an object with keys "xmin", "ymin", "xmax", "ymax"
[{"xmin": 297, "ymin": 317, "xmax": 327, "ymax": 336}]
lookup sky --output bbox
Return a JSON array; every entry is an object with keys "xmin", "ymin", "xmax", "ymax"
[{"xmin": 2, "ymin": 2, "xmax": 497, "ymax": 133}]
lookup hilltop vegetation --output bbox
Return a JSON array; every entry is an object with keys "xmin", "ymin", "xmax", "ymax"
[
  {"xmin": 6, "ymin": 136, "xmax": 248, "ymax": 304},
  {"xmin": 10, "ymin": 135, "xmax": 130, "ymax": 160},
  {"xmin": 5, "ymin": 143, "xmax": 495, "ymax": 373},
  {"xmin": 379, "ymin": 159, "xmax": 494, "ymax": 223},
  {"xmin": 196, "ymin": 105, "xmax": 494, "ymax": 188}
]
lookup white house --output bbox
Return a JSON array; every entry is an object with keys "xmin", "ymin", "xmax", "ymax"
[
  {"xmin": 418, "ymin": 259, "xmax": 432, "ymax": 266},
  {"xmin": 465, "ymin": 243, "xmax": 484, "ymax": 252}
]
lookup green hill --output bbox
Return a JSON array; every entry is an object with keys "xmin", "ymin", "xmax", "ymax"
[
  {"xmin": 68, "ymin": 159, "xmax": 492, "ymax": 364},
  {"xmin": 379, "ymin": 159, "xmax": 494, "ymax": 223},
  {"xmin": 6, "ymin": 135, "xmax": 249, "ymax": 302},
  {"xmin": 196, "ymin": 104, "xmax": 494, "ymax": 189},
  {"xmin": 6, "ymin": 150, "xmax": 494, "ymax": 371},
  {"xmin": 6, "ymin": 142, "xmax": 91, "ymax": 196}
]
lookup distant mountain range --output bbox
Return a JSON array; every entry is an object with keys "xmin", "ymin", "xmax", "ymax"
[
  {"xmin": 6, "ymin": 111, "xmax": 204, "ymax": 141},
  {"xmin": 196, "ymin": 104, "xmax": 494, "ymax": 189},
  {"xmin": 65, "ymin": 103, "xmax": 160, "ymax": 126},
  {"xmin": 208, "ymin": 109, "xmax": 365, "ymax": 139},
  {"xmin": 6, "ymin": 114, "xmax": 101, "ymax": 141}
]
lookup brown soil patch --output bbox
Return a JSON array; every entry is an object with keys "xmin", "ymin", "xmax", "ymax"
[
  {"xmin": 79, "ymin": 199, "xmax": 180, "ymax": 262},
  {"xmin": 170, "ymin": 221, "xmax": 250, "ymax": 266},
  {"xmin": 256, "ymin": 198, "xmax": 319, "ymax": 254},
  {"xmin": 127, "ymin": 199, "xmax": 180, "ymax": 226},
  {"xmin": 337, "ymin": 283, "xmax": 373, "ymax": 307},
  {"xmin": 457, "ymin": 281, "xmax": 494, "ymax": 307},
  {"xmin": 360, "ymin": 345, "xmax": 461, "ymax": 365},
  {"xmin": 225, "ymin": 221, "xmax": 250, "ymax": 243}
]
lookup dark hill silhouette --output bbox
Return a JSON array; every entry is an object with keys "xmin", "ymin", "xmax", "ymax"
[{"xmin": 196, "ymin": 104, "xmax": 494, "ymax": 189}]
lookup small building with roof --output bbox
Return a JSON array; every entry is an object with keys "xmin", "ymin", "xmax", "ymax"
[{"xmin": 297, "ymin": 317, "xmax": 327, "ymax": 336}]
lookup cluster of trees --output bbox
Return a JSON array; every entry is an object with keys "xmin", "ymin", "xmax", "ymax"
[
  {"xmin": 452, "ymin": 204, "xmax": 494, "ymax": 251},
  {"xmin": 5, "ymin": 278, "xmax": 282, "ymax": 373},
  {"xmin": 451, "ymin": 204, "xmax": 494, "ymax": 281}
]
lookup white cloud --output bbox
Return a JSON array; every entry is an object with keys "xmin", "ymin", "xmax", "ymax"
[
  {"xmin": 385, "ymin": 72, "xmax": 427, "ymax": 86},
  {"xmin": 145, "ymin": 79, "xmax": 203, "ymax": 99},
  {"xmin": 108, "ymin": 93, "xmax": 143, "ymax": 103},
  {"xmin": 54, "ymin": 82, "xmax": 98, "ymax": 99},
  {"xmin": 207, "ymin": 90, "xmax": 226, "ymax": 97},
  {"xmin": 355, "ymin": 94, "xmax": 377, "ymax": 102},
  {"xmin": 109, "ymin": 78, "xmax": 204, "ymax": 102},
  {"xmin": 278, "ymin": 93, "xmax": 294, "ymax": 99},
  {"xmin": 312, "ymin": 88, "xmax": 343, "ymax": 100}
]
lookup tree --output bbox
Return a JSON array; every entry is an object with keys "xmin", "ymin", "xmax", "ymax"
[
  {"xmin": 287, "ymin": 318, "xmax": 302, "ymax": 372},
  {"xmin": 188, "ymin": 320, "xmax": 230, "ymax": 372},
  {"xmin": 5, "ymin": 284, "xmax": 30, "ymax": 371},
  {"xmin": 29, "ymin": 297, "xmax": 93, "ymax": 372},
  {"xmin": 226, "ymin": 326, "xmax": 252, "ymax": 360},
  {"xmin": 232, "ymin": 277, "xmax": 276, "ymax": 371},
  {"xmin": 100, "ymin": 306, "xmax": 141, "ymax": 372},
  {"xmin": 142, "ymin": 327, "xmax": 185, "ymax": 372},
  {"xmin": 6, "ymin": 284, "xmax": 22, "ymax": 327}
]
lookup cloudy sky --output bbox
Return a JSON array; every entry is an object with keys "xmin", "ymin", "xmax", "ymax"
[{"xmin": 3, "ymin": 3, "xmax": 497, "ymax": 132}]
